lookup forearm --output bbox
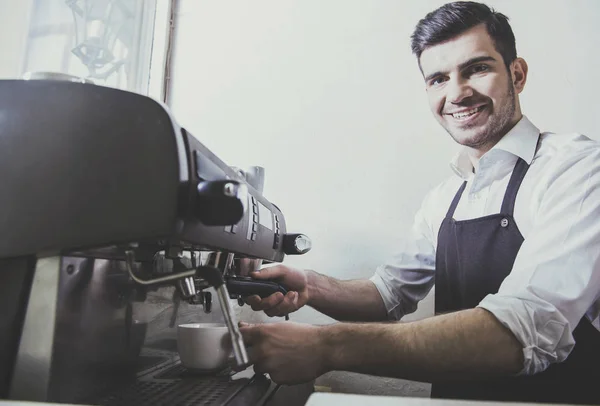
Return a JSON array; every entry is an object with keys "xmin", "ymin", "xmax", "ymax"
[
  {"xmin": 306, "ymin": 270, "xmax": 387, "ymax": 322},
  {"xmin": 321, "ymin": 307, "xmax": 523, "ymax": 382}
]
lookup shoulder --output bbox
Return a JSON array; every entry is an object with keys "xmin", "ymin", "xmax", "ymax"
[
  {"xmin": 533, "ymin": 131, "xmax": 600, "ymax": 195},
  {"xmin": 536, "ymin": 131, "xmax": 600, "ymax": 164}
]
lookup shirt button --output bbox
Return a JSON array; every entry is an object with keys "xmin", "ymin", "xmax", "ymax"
[{"xmin": 500, "ymin": 218, "xmax": 509, "ymax": 227}]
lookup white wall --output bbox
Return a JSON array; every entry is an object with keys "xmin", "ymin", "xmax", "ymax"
[{"xmin": 168, "ymin": 0, "xmax": 600, "ymax": 396}]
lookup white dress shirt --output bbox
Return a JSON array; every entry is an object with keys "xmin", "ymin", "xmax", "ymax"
[{"xmin": 370, "ymin": 115, "xmax": 600, "ymax": 376}]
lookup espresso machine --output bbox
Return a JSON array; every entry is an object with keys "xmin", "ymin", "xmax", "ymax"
[{"xmin": 0, "ymin": 77, "xmax": 313, "ymax": 405}]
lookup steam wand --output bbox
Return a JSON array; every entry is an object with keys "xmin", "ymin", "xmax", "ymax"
[
  {"xmin": 124, "ymin": 250, "xmax": 249, "ymax": 368},
  {"xmin": 196, "ymin": 265, "xmax": 249, "ymax": 368}
]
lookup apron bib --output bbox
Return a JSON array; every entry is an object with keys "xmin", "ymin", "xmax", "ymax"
[{"xmin": 432, "ymin": 157, "xmax": 600, "ymax": 404}]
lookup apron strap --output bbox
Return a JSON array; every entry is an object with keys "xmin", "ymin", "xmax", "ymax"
[
  {"xmin": 500, "ymin": 157, "xmax": 530, "ymax": 216},
  {"xmin": 445, "ymin": 181, "xmax": 467, "ymax": 219}
]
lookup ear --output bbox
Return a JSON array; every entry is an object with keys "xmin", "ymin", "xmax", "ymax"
[{"xmin": 511, "ymin": 57, "xmax": 528, "ymax": 94}]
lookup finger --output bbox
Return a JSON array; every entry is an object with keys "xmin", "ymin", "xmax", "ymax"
[
  {"xmin": 265, "ymin": 291, "xmax": 298, "ymax": 317},
  {"xmin": 250, "ymin": 265, "xmax": 287, "ymax": 280},
  {"xmin": 239, "ymin": 324, "xmax": 261, "ymax": 346},
  {"xmin": 245, "ymin": 295, "xmax": 262, "ymax": 309},
  {"xmin": 252, "ymin": 292, "xmax": 285, "ymax": 312}
]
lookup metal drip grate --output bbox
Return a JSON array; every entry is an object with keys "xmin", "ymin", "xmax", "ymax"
[
  {"xmin": 85, "ymin": 358, "xmax": 255, "ymax": 406},
  {"xmin": 155, "ymin": 363, "xmax": 233, "ymax": 380},
  {"xmin": 93, "ymin": 377, "xmax": 247, "ymax": 406}
]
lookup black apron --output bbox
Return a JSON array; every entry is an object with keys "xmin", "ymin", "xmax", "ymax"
[{"xmin": 432, "ymin": 157, "xmax": 600, "ymax": 404}]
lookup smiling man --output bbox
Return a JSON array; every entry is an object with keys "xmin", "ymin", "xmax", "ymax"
[{"xmin": 239, "ymin": 2, "xmax": 600, "ymax": 404}]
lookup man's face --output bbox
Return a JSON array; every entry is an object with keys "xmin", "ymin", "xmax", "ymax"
[{"xmin": 419, "ymin": 24, "xmax": 520, "ymax": 153}]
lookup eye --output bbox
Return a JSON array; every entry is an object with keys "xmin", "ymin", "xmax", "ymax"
[
  {"xmin": 468, "ymin": 64, "xmax": 489, "ymax": 74},
  {"xmin": 429, "ymin": 76, "xmax": 447, "ymax": 86}
]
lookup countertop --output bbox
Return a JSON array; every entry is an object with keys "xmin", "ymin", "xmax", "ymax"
[
  {"xmin": 0, "ymin": 392, "xmax": 585, "ymax": 406},
  {"xmin": 305, "ymin": 393, "xmax": 584, "ymax": 406}
]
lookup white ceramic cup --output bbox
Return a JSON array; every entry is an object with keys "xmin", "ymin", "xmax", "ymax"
[{"xmin": 177, "ymin": 323, "xmax": 233, "ymax": 371}]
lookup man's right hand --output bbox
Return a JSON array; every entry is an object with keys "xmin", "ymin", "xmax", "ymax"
[{"xmin": 245, "ymin": 265, "xmax": 310, "ymax": 317}]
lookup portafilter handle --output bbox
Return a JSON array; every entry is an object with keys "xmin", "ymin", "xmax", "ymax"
[{"xmin": 196, "ymin": 265, "xmax": 249, "ymax": 368}]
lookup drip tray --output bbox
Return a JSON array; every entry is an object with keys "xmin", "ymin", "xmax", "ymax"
[
  {"xmin": 155, "ymin": 363, "xmax": 233, "ymax": 379},
  {"xmin": 93, "ymin": 377, "xmax": 248, "ymax": 406},
  {"xmin": 87, "ymin": 360, "xmax": 273, "ymax": 406}
]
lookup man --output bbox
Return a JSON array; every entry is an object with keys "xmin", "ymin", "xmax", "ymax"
[{"xmin": 239, "ymin": 2, "xmax": 600, "ymax": 404}]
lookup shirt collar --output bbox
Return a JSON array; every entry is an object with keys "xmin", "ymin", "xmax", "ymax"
[{"xmin": 450, "ymin": 115, "xmax": 540, "ymax": 180}]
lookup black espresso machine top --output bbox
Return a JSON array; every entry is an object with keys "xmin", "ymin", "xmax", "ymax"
[{"xmin": 0, "ymin": 79, "xmax": 310, "ymax": 263}]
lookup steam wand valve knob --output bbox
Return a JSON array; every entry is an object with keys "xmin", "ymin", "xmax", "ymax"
[
  {"xmin": 282, "ymin": 233, "xmax": 312, "ymax": 255},
  {"xmin": 195, "ymin": 265, "xmax": 249, "ymax": 367}
]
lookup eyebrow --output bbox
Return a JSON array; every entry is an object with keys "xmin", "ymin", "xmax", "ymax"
[{"xmin": 424, "ymin": 55, "xmax": 498, "ymax": 83}]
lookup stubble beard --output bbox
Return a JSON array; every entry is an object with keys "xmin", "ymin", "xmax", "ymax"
[{"xmin": 446, "ymin": 83, "xmax": 517, "ymax": 151}]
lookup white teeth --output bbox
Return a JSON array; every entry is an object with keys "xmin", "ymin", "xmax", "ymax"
[{"xmin": 452, "ymin": 106, "xmax": 482, "ymax": 119}]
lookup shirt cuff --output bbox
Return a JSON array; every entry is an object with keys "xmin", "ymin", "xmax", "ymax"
[
  {"xmin": 477, "ymin": 293, "xmax": 575, "ymax": 375},
  {"xmin": 369, "ymin": 272, "xmax": 404, "ymax": 321}
]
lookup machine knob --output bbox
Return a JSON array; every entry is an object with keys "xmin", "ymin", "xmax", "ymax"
[
  {"xmin": 282, "ymin": 233, "xmax": 312, "ymax": 255},
  {"xmin": 195, "ymin": 180, "xmax": 248, "ymax": 226}
]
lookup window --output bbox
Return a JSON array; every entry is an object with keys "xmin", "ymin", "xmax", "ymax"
[{"xmin": 19, "ymin": 0, "xmax": 172, "ymax": 97}]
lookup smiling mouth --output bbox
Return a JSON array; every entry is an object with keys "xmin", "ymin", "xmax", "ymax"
[{"xmin": 447, "ymin": 105, "xmax": 486, "ymax": 121}]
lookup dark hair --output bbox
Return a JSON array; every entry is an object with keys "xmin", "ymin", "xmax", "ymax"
[{"xmin": 410, "ymin": 1, "xmax": 517, "ymax": 70}]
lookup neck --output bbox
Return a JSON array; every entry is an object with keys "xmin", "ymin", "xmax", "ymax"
[
  {"xmin": 468, "ymin": 112, "xmax": 523, "ymax": 173},
  {"xmin": 466, "ymin": 144, "xmax": 492, "ymax": 172}
]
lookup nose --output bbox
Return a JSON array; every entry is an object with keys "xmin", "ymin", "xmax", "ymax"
[{"xmin": 446, "ymin": 77, "xmax": 473, "ymax": 104}]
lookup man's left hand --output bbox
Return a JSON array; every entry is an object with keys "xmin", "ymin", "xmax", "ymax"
[{"xmin": 239, "ymin": 321, "xmax": 329, "ymax": 384}]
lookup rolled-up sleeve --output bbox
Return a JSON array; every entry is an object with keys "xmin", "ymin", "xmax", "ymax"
[
  {"xmin": 370, "ymin": 190, "xmax": 438, "ymax": 320},
  {"xmin": 478, "ymin": 145, "xmax": 600, "ymax": 375}
]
